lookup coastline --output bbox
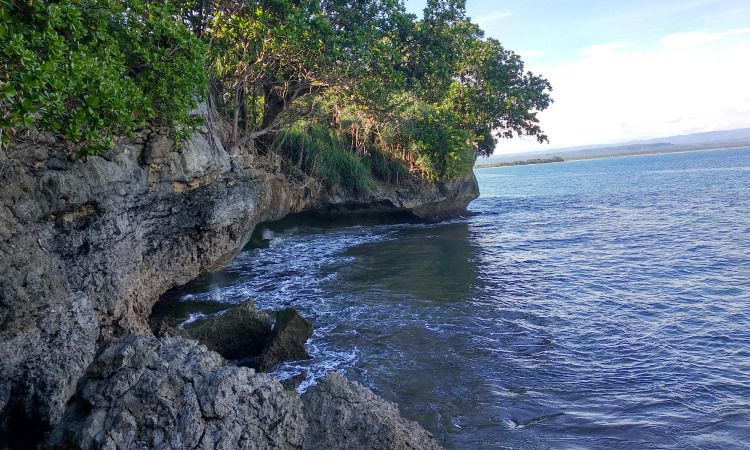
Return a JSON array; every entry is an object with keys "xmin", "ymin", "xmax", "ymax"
[
  {"xmin": 475, "ymin": 142, "xmax": 750, "ymax": 169},
  {"xmin": 0, "ymin": 121, "xmax": 477, "ymax": 448}
]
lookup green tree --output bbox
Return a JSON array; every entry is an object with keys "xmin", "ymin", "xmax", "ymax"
[
  {"xmin": 1, "ymin": 0, "xmax": 552, "ymax": 183},
  {"xmin": 205, "ymin": 0, "xmax": 336, "ymax": 149},
  {"xmin": 0, "ymin": 0, "xmax": 205, "ymax": 153},
  {"xmin": 445, "ymin": 36, "xmax": 552, "ymax": 157}
]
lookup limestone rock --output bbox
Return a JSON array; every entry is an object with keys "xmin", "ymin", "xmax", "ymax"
[
  {"xmin": 49, "ymin": 335, "xmax": 306, "ymax": 450},
  {"xmin": 316, "ymin": 170, "xmax": 480, "ymax": 223},
  {"xmin": 0, "ymin": 117, "xmax": 477, "ymax": 446},
  {"xmin": 48, "ymin": 336, "xmax": 444, "ymax": 450},
  {"xmin": 302, "ymin": 373, "xmax": 443, "ymax": 450},
  {"xmin": 141, "ymin": 135, "xmax": 174, "ymax": 165}
]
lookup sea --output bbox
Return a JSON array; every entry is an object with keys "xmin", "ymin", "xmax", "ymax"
[{"xmin": 157, "ymin": 146, "xmax": 750, "ymax": 449}]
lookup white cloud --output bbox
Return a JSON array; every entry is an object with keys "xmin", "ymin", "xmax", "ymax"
[
  {"xmin": 662, "ymin": 27, "xmax": 750, "ymax": 49},
  {"xmin": 517, "ymin": 50, "xmax": 546, "ymax": 59},
  {"xmin": 495, "ymin": 30, "xmax": 750, "ymax": 154},
  {"xmin": 476, "ymin": 11, "xmax": 512, "ymax": 26},
  {"xmin": 579, "ymin": 42, "xmax": 629, "ymax": 58}
]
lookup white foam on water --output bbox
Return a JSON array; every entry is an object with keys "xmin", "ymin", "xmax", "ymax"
[{"xmin": 179, "ymin": 312, "xmax": 208, "ymax": 328}]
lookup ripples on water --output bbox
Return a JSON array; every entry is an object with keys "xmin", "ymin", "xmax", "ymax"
[{"xmin": 159, "ymin": 147, "xmax": 750, "ymax": 449}]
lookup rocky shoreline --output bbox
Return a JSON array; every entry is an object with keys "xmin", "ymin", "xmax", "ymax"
[
  {"xmin": 49, "ymin": 335, "xmax": 442, "ymax": 450},
  {"xmin": 0, "ymin": 121, "xmax": 478, "ymax": 448}
]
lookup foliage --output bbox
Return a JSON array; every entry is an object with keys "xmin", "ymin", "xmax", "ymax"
[
  {"xmin": 1, "ymin": 0, "xmax": 553, "ymax": 184},
  {"xmin": 276, "ymin": 121, "xmax": 371, "ymax": 196},
  {"xmin": 364, "ymin": 150, "xmax": 408, "ymax": 185},
  {"xmin": 121, "ymin": 1, "xmax": 207, "ymax": 137},
  {"xmin": 204, "ymin": 0, "xmax": 335, "ymax": 146},
  {"xmin": 404, "ymin": 100, "xmax": 476, "ymax": 180},
  {"xmin": 0, "ymin": 0, "xmax": 205, "ymax": 152}
]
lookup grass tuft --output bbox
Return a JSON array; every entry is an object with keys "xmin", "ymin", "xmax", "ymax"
[{"xmin": 277, "ymin": 122, "xmax": 371, "ymax": 196}]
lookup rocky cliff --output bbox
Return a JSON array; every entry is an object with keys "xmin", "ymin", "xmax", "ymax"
[{"xmin": 0, "ymin": 121, "xmax": 478, "ymax": 448}]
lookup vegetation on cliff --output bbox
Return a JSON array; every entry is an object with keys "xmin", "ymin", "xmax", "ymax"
[
  {"xmin": 0, "ymin": 0, "xmax": 552, "ymax": 184},
  {"xmin": 0, "ymin": 0, "xmax": 205, "ymax": 154}
]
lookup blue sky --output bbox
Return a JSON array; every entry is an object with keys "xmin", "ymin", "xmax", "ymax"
[{"xmin": 405, "ymin": 0, "xmax": 750, "ymax": 153}]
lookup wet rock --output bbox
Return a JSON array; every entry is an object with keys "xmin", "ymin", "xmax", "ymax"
[
  {"xmin": 302, "ymin": 373, "xmax": 443, "ymax": 450},
  {"xmin": 184, "ymin": 299, "xmax": 272, "ymax": 359},
  {"xmin": 49, "ymin": 334, "xmax": 306, "ymax": 450},
  {"xmin": 256, "ymin": 308, "xmax": 314, "ymax": 371},
  {"xmin": 281, "ymin": 372, "xmax": 308, "ymax": 391}
]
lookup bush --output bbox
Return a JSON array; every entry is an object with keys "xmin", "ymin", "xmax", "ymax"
[
  {"xmin": 0, "ymin": 0, "xmax": 205, "ymax": 153},
  {"xmin": 277, "ymin": 122, "xmax": 371, "ymax": 196},
  {"xmin": 365, "ymin": 149, "xmax": 408, "ymax": 184}
]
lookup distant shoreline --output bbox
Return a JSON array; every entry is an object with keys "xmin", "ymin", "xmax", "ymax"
[
  {"xmin": 476, "ymin": 142, "xmax": 750, "ymax": 169},
  {"xmin": 475, "ymin": 156, "xmax": 564, "ymax": 169}
]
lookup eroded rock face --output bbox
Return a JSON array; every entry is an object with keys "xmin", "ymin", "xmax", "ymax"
[
  {"xmin": 49, "ymin": 335, "xmax": 307, "ymax": 450},
  {"xmin": 0, "ymin": 130, "xmax": 316, "ymax": 447},
  {"xmin": 47, "ymin": 336, "xmax": 443, "ymax": 450},
  {"xmin": 302, "ymin": 373, "xmax": 443, "ymax": 450},
  {"xmin": 317, "ymin": 170, "xmax": 480, "ymax": 223},
  {"xmin": 0, "ymin": 121, "xmax": 478, "ymax": 446}
]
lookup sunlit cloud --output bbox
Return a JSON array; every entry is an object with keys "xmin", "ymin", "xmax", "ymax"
[
  {"xmin": 661, "ymin": 27, "xmax": 750, "ymax": 48},
  {"xmin": 495, "ymin": 29, "xmax": 750, "ymax": 154}
]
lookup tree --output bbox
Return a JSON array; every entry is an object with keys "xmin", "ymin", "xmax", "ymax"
[
  {"xmin": 445, "ymin": 36, "xmax": 552, "ymax": 157},
  {"xmin": 205, "ymin": 0, "xmax": 333, "ymax": 148},
  {"xmin": 0, "ymin": 0, "xmax": 205, "ymax": 152},
  {"xmin": 2, "ymin": 0, "xmax": 552, "ymax": 182}
]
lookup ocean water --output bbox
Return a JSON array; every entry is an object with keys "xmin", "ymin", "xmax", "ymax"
[{"xmin": 157, "ymin": 147, "xmax": 750, "ymax": 449}]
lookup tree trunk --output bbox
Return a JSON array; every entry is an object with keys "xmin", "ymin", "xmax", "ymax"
[
  {"xmin": 259, "ymin": 87, "xmax": 286, "ymax": 152},
  {"xmin": 240, "ymin": 87, "xmax": 248, "ymax": 134},
  {"xmin": 231, "ymin": 85, "xmax": 242, "ymax": 145}
]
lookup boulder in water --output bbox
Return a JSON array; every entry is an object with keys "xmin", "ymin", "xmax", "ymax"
[
  {"xmin": 256, "ymin": 308, "xmax": 313, "ymax": 371},
  {"xmin": 184, "ymin": 299, "xmax": 272, "ymax": 360}
]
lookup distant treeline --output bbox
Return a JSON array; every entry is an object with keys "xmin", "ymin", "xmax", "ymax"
[{"xmin": 476, "ymin": 156, "xmax": 563, "ymax": 168}]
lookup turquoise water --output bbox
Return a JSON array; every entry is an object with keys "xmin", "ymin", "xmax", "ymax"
[{"xmin": 160, "ymin": 147, "xmax": 750, "ymax": 449}]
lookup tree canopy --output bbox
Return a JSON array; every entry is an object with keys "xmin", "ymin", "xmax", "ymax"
[{"xmin": 1, "ymin": 0, "xmax": 552, "ymax": 182}]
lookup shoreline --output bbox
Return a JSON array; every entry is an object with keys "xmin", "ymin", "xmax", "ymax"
[{"xmin": 475, "ymin": 143, "xmax": 750, "ymax": 169}]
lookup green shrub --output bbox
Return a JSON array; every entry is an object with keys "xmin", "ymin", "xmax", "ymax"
[
  {"xmin": 0, "ymin": 0, "xmax": 205, "ymax": 153},
  {"xmin": 277, "ymin": 122, "xmax": 371, "ymax": 196},
  {"xmin": 365, "ymin": 149, "xmax": 408, "ymax": 184}
]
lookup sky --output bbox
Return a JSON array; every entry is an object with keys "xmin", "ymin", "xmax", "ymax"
[{"xmin": 404, "ymin": 0, "xmax": 750, "ymax": 154}]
